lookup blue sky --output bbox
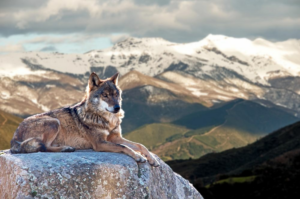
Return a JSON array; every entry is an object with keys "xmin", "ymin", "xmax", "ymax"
[
  {"xmin": 0, "ymin": 0, "xmax": 299, "ymax": 54},
  {"xmin": 0, "ymin": 34, "xmax": 113, "ymax": 53}
]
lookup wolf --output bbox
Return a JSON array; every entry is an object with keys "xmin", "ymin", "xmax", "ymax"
[{"xmin": 10, "ymin": 72, "xmax": 160, "ymax": 167}]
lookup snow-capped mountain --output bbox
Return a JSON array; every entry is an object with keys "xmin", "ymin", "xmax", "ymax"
[
  {"xmin": 2, "ymin": 35, "xmax": 300, "ymax": 82},
  {"xmin": 0, "ymin": 34, "xmax": 300, "ymax": 116}
]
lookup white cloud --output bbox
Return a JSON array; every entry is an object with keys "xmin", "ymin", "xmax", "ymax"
[
  {"xmin": 14, "ymin": 0, "xmax": 100, "ymax": 29},
  {"xmin": 110, "ymin": 34, "xmax": 131, "ymax": 44},
  {"xmin": 0, "ymin": 0, "xmax": 299, "ymax": 44}
]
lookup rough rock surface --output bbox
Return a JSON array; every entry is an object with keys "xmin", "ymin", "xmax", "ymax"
[{"xmin": 0, "ymin": 150, "xmax": 202, "ymax": 199}]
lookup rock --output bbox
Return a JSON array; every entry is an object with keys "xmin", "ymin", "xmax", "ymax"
[{"xmin": 0, "ymin": 150, "xmax": 202, "ymax": 199}]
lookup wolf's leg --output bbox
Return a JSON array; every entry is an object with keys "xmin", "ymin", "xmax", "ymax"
[
  {"xmin": 109, "ymin": 136, "xmax": 160, "ymax": 167},
  {"xmin": 40, "ymin": 118, "xmax": 76, "ymax": 152},
  {"xmin": 98, "ymin": 141, "xmax": 147, "ymax": 163},
  {"xmin": 86, "ymin": 133, "xmax": 147, "ymax": 163},
  {"xmin": 11, "ymin": 138, "xmax": 46, "ymax": 153}
]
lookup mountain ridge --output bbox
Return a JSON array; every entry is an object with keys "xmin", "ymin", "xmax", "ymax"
[
  {"xmin": 2, "ymin": 34, "xmax": 299, "ymax": 81},
  {"xmin": 166, "ymin": 120, "xmax": 300, "ymax": 199},
  {"xmin": 167, "ymin": 120, "xmax": 300, "ymax": 185}
]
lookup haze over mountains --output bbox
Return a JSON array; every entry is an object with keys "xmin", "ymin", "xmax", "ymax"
[{"xmin": 0, "ymin": 34, "xmax": 299, "ymax": 158}]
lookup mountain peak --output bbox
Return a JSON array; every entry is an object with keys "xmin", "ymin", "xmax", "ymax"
[
  {"xmin": 253, "ymin": 37, "xmax": 274, "ymax": 46},
  {"xmin": 115, "ymin": 37, "xmax": 172, "ymax": 47},
  {"xmin": 203, "ymin": 34, "xmax": 230, "ymax": 41},
  {"xmin": 201, "ymin": 34, "xmax": 252, "ymax": 45}
]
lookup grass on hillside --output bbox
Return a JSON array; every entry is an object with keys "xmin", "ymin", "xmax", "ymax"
[
  {"xmin": 184, "ymin": 125, "xmax": 216, "ymax": 137},
  {"xmin": 194, "ymin": 135, "xmax": 220, "ymax": 148},
  {"xmin": 0, "ymin": 110, "xmax": 23, "ymax": 150},
  {"xmin": 124, "ymin": 123, "xmax": 190, "ymax": 150},
  {"xmin": 156, "ymin": 139, "xmax": 214, "ymax": 160},
  {"xmin": 124, "ymin": 121, "xmax": 264, "ymax": 161}
]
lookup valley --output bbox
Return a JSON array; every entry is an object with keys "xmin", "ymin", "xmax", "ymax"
[
  {"xmin": 125, "ymin": 100, "xmax": 298, "ymax": 160},
  {"xmin": 167, "ymin": 120, "xmax": 300, "ymax": 198}
]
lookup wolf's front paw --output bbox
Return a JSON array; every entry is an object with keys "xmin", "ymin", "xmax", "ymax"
[
  {"xmin": 134, "ymin": 153, "xmax": 147, "ymax": 163},
  {"xmin": 61, "ymin": 146, "xmax": 76, "ymax": 152},
  {"xmin": 150, "ymin": 160, "xmax": 160, "ymax": 167},
  {"xmin": 148, "ymin": 155, "xmax": 160, "ymax": 167}
]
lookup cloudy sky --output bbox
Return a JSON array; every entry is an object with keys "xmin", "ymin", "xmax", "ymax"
[{"xmin": 0, "ymin": 0, "xmax": 299, "ymax": 54}]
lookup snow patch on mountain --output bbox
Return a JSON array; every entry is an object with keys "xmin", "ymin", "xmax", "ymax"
[
  {"xmin": 0, "ymin": 91, "xmax": 10, "ymax": 99},
  {"xmin": 1, "ymin": 35, "xmax": 299, "ymax": 86},
  {"xmin": 31, "ymin": 99, "xmax": 50, "ymax": 112}
]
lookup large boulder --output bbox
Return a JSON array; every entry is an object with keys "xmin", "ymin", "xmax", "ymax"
[{"xmin": 0, "ymin": 150, "xmax": 202, "ymax": 199}]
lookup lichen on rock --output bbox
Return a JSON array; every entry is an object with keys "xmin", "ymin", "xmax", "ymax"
[{"xmin": 0, "ymin": 150, "xmax": 202, "ymax": 199}]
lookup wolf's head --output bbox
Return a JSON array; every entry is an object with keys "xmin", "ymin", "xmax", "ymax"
[{"xmin": 85, "ymin": 72, "xmax": 122, "ymax": 114}]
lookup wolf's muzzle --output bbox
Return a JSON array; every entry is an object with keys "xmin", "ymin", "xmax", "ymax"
[{"xmin": 114, "ymin": 105, "xmax": 120, "ymax": 113}]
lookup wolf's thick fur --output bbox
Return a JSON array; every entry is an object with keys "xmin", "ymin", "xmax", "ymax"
[{"xmin": 10, "ymin": 72, "xmax": 159, "ymax": 167}]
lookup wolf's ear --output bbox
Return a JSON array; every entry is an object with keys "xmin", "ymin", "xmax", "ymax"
[
  {"xmin": 88, "ymin": 72, "xmax": 101, "ymax": 90},
  {"xmin": 110, "ymin": 73, "xmax": 119, "ymax": 85}
]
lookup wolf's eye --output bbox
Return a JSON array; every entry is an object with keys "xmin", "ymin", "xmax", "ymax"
[{"xmin": 103, "ymin": 93, "xmax": 108, "ymax": 98}]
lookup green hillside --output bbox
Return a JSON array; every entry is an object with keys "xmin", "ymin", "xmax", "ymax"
[
  {"xmin": 167, "ymin": 121, "xmax": 300, "ymax": 199},
  {"xmin": 124, "ymin": 123, "xmax": 190, "ymax": 150},
  {"xmin": 125, "ymin": 100, "xmax": 299, "ymax": 160},
  {"xmin": 125, "ymin": 122, "xmax": 261, "ymax": 161},
  {"xmin": 0, "ymin": 110, "xmax": 23, "ymax": 150},
  {"xmin": 167, "ymin": 120, "xmax": 300, "ymax": 184},
  {"xmin": 124, "ymin": 123, "xmax": 215, "ymax": 160}
]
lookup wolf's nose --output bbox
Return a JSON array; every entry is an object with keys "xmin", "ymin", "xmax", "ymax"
[{"xmin": 114, "ymin": 105, "xmax": 120, "ymax": 112}]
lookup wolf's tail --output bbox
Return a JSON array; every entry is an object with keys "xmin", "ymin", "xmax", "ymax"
[{"xmin": 10, "ymin": 138, "xmax": 46, "ymax": 154}]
